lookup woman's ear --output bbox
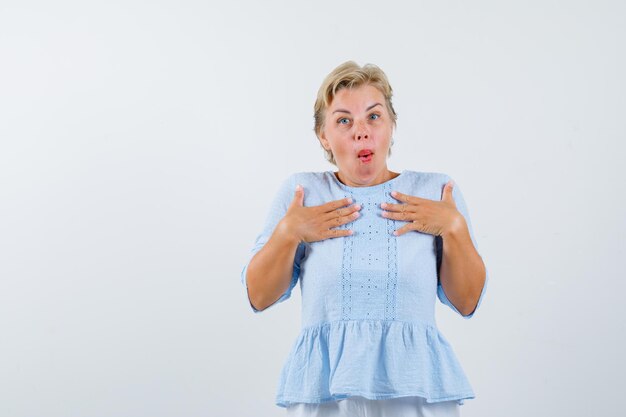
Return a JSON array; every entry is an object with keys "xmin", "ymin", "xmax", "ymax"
[{"xmin": 318, "ymin": 132, "xmax": 330, "ymax": 151}]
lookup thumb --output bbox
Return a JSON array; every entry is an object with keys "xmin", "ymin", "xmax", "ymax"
[
  {"xmin": 441, "ymin": 180, "xmax": 455, "ymax": 203},
  {"xmin": 291, "ymin": 184, "xmax": 304, "ymax": 207}
]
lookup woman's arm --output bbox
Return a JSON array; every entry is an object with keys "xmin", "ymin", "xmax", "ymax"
[
  {"xmin": 439, "ymin": 215, "xmax": 487, "ymax": 317},
  {"xmin": 244, "ymin": 183, "xmax": 357, "ymax": 312},
  {"xmin": 245, "ymin": 220, "xmax": 301, "ymax": 312}
]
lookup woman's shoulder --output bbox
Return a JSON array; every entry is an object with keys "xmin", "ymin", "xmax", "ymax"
[
  {"xmin": 269, "ymin": 171, "xmax": 332, "ymax": 193},
  {"xmin": 401, "ymin": 169, "xmax": 452, "ymax": 183},
  {"xmin": 285, "ymin": 171, "xmax": 334, "ymax": 184}
]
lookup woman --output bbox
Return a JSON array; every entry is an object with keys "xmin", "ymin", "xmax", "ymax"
[{"xmin": 240, "ymin": 61, "xmax": 489, "ymax": 417}]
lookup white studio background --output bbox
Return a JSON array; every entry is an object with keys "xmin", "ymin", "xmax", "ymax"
[{"xmin": 1, "ymin": 1, "xmax": 624, "ymax": 416}]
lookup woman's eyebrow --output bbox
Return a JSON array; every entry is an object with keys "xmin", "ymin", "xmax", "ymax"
[{"xmin": 332, "ymin": 103, "xmax": 382, "ymax": 114}]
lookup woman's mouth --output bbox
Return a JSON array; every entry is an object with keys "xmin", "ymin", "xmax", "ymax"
[{"xmin": 358, "ymin": 149, "xmax": 374, "ymax": 163}]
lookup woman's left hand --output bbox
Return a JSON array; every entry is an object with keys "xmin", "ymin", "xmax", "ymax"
[{"xmin": 381, "ymin": 180, "xmax": 465, "ymax": 237}]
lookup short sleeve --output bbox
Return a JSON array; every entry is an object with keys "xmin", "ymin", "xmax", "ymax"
[
  {"xmin": 240, "ymin": 173, "xmax": 306, "ymax": 313},
  {"xmin": 436, "ymin": 176, "xmax": 489, "ymax": 319}
]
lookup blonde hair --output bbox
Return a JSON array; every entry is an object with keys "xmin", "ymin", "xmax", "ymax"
[{"xmin": 314, "ymin": 61, "xmax": 398, "ymax": 165}]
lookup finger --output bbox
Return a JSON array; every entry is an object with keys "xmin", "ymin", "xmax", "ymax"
[
  {"xmin": 381, "ymin": 209, "xmax": 414, "ymax": 222},
  {"xmin": 390, "ymin": 191, "xmax": 425, "ymax": 205},
  {"xmin": 324, "ymin": 227, "xmax": 353, "ymax": 239},
  {"xmin": 380, "ymin": 202, "xmax": 416, "ymax": 213},
  {"xmin": 289, "ymin": 184, "xmax": 304, "ymax": 208},
  {"xmin": 392, "ymin": 223, "xmax": 415, "ymax": 236},
  {"xmin": 322, "ymin": 203, "xmax": 361, "ymax": 222},
  {"xmin": 323, "ymin": 196, "xmax": 354, "ymax": 212},
  {"xmin": 324, "ymin": 209, "xmax": 360, "ymax": 228},
  {"xmin": 441, "ymin": 180, "xmax": 455, "ymax": 203}
]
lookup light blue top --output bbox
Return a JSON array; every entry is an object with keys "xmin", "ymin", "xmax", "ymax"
[{"xmin": 240, "ymin": 170, "xmax": 489, "ymax": 408}]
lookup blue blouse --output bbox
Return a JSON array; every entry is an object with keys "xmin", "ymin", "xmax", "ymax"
[{"xmin": 240, "ymin": 170, "xmax": 489, "ymax": 408}]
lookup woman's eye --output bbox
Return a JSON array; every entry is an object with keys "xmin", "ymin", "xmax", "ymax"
[
  {"xmin": 338, "ymin": 118, "xmax": 350, "ymax": 125},
  {"xmin": 369, "ymin": 113, "xmax": 380, "ymax": 120}
]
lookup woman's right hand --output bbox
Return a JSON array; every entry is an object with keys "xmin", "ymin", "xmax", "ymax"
[{"xmin": 276, "ymin": 184, "xmax": 361, "ymax": 244}]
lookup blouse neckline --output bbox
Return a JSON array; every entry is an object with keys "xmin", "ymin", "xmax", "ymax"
[{"xmin": 328, "ymin": 170, "xmax": 407, "ymax": 195}]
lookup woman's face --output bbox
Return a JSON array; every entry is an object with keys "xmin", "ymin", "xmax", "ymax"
[{"xmin": 319, "ymin": 84, "xmax": 395, "ymax": 187}]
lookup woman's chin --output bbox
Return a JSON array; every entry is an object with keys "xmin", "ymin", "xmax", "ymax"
[{"xmin": 341, "ymin": 165, "xmax": 387, "ymax": 184}]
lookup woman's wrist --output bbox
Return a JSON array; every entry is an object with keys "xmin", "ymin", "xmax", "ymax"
[
  {"xmin": 440, "ymin": 213, "xmax": 467, "ymax": 241},
  {"xmin": 274, "ymin": 218, "xmax": 303, "ymax": 246}
]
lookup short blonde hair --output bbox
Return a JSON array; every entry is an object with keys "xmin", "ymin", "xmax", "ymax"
[{"xmin": 314, "ymin": 61, "xmax": 398, "ymax": 165}]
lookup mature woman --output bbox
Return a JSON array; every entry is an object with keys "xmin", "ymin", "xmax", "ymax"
[{"xmin": 241, "ymin": 61, "xmax": 489, "ymax": 417}]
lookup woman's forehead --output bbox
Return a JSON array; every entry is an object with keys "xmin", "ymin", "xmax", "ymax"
[{"xmin": 329, "ymin": 85, "xmax": 385, "ymax": 112}]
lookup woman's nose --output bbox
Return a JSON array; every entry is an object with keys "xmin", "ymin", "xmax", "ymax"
[{"xmin": 355, "ymin": 123, "xmax": 369, "ymax": 141}]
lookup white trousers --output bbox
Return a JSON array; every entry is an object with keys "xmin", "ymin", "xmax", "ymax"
[{"xmin": 285, "ymin": 395, "xmax": 461, "ymax": 417}]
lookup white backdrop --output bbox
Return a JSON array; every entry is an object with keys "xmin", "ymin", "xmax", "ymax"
[{"xmin": 1, "ymin": 1, "xmax": 624, "ymax": 416}]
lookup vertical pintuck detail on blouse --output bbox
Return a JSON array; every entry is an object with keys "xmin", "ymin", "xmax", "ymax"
[
  {"xmin": 383, "ymin": 183, "xmax": 398, "ymax": 320},
  {"xmin": 341, "ymin": 193, "xmax": 354, "ymax": 320},
  {"xmin": 339, "ymin": 187, "xmax": 399, "ymax": 321}
]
